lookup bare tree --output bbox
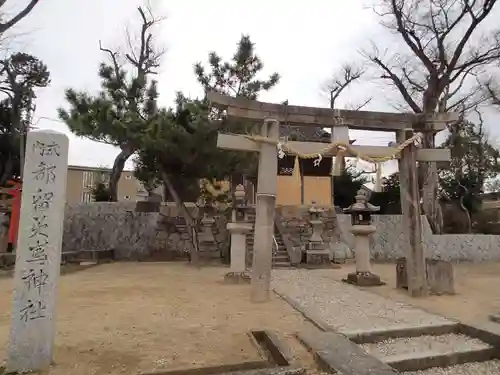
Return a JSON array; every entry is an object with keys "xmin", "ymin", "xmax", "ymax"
[
  {"xmin": 324, "ymin": 63, "xmax": 372, "ymax": 110},
  {"xmin": 360, "ymin": 0, "xmax": 500, "ymax": 233},
  {"xmin": 323, "ymin": 64, "xmax": 373, "ymax": 175},
  {"xmin": 0, "ymin": 0, "xmax": 39, "ymax": 34}
]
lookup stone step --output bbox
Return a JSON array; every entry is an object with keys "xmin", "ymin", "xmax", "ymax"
[
  {"xmin": 298, "ymin": 327, "xmax": 397, "ymax": 375},
  {"xmin": 360, "ymin": 333, "xmax": 496, "ymax": 373},
  {"xmin": 274, "ymin": 257, "xmax": 290, "ymax": 263},
  {"xmin": 401, "ymin": 360, "xmax": 500, "ymax": 374},
  {"xmin": 272, "ymin": 261, "xmax": 293, "ymax": 268}
]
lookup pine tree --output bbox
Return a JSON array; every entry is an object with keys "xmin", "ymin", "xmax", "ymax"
[
  {"xmin": 439, "ymin": 117, "xmax": 500, "ymax": 214},
  {"xmin": 194, "ymin": 35, "xmax": 280, "ymax": 102},
  {"xmin": 0, "ymin": 53, "xmax": 50, "ymax": 185},
  {"xmin": 133, "ymin": 35, "xmax": 281, "ymax": 265},
  {"xmin": 58, "ymin": 6, "xmax": 164, "ymax": 201},
  {"xmin": 91, "ymin": 182, "xmax": 112, "ymax": 202},
  {"xmin": 193, "ymin": 34, "xmax": 280, "ymax": 192}
]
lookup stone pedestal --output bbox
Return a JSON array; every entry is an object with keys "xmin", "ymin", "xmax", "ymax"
[
  {"xmin": 309, "ymin": 219, "xmax": 323, "ymax": 242},
  {"xmin": 224, "ymin": 222, "xmax": 252, "ymax": 284},
  {"xmin": 200, "ymin": 214, "xmax": 215, "ymax": 242},
  {"xmin": 346, "ymin": 271, "xmax": 383, "ymax": 286},
  {"xmin": 344, "ymin": 225, "xmax": 384, "ymax": 286},
  {"xmin": 306, "ymin": 242, "xmax": 330, "ymax": 265}
]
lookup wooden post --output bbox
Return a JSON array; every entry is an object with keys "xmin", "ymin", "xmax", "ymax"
[
  {"xmin": 251, "ymin": 120, "xmax": 279, "ymax": 302},
  {"xmin": 397, "ymin": 131, "xmax": 427, "ymax": 297}
]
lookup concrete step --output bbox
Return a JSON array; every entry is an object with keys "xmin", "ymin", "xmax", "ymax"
[{"xmin": 360, "ymin": 333, "xmax": 496, "ymax": 373}]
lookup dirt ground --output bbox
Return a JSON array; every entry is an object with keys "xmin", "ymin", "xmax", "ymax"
[
  {"xmin": 327, "ymin": 262, "xmax": 500, "ymax": 324},
  {"xmin": 0, "ymin": 263, "xmax": 307, "ymax": 375},
  {"xmin": 2, "ymin": 262, "xmax": 499, "ymax": 375}
]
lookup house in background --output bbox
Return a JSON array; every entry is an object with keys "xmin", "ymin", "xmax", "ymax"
[{"xmin": 65, "ymin": 165, "xmax": 160, "ymax": 204}]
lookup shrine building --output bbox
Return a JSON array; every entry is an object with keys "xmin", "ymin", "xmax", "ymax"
[{"xmin": 241, "ymin": 125, "xmax": 353, "ymax": 207}]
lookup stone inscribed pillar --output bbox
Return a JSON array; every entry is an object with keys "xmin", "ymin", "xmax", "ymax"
[{"xmin": 6, "ymin": 130, "xmax": 69, "ymax": 373}]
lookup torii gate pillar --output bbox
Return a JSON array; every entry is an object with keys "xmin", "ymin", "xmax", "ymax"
[{"xmin": 251, "ymin": 120, "xmax": 279, "ymax": 302}]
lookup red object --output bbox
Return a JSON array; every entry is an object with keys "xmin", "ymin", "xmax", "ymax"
[{"xmin": 7, "ymin": 182, "xmax": 21, "ymax": 246}]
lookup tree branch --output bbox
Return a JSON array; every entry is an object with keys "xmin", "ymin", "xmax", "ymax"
[
  {"xmin": 326, "ymin": 63, "xmax": 365, "ymax": 108},
  {"xmin": 368, "ymin": 53, "xmax": 422, "ymax": 112},
  {"xmin": 99, "ymin": 40, "xmax": 121, "ymax": 82},
  {"xmin": 0, "ymin": 0, "xmax": 39, "ymax": 33},
  {"xmin": 346, "ymin": 97, "xmax": 373, "ymax": 111},
  {"xmin": 389, "ymin": 0, "xmax": 436, "ymax": 73}
]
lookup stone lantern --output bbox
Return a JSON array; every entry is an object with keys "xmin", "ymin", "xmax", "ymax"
[
  {"xmin": 224, "ymin": 184, "xmax": 252, "ymax": 283},
  {"xmin": 199, "ymin": 202, "xmax": 216, "ymax": 244},
  {"xmin": 305, "ymin": 201, "xmax": 330, "ymax": 265},
  {"xmin": 343, "ymin": 189, "xmax": 384, "ymax": 286}
]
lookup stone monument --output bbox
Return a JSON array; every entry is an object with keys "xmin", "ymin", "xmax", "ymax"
[
  {"xmin": 225, "ymin": 185, "xmax": 252, "ymax": 283},
  {"xmin": 6, "ymin": 129, "xmax": 69, "ymax": 372},
  {"xmin": 343, "ymin": 189, "xmax": 384, "ymax": 286},
  {"xmin": 305, "ymin": 202, "xmax": 330, "ymax": 265}
]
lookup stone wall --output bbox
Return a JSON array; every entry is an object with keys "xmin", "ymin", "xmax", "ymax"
[
  {"xmin": 276, "ymin": 206, "xmax": 500, "ymax": 263},
  {"xmin": 344, "ymin": 214, "xmax": 500, "ymax": 263},
  {"xmin": 64, "ymin": 203, "xmax": 500, "ymax": 263},
  {"xmin": 63, "ymin": 202, "xmax": 229, "ymax": 261}
]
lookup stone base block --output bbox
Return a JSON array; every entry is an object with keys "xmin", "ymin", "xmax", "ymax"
[
  {"xmin": 426, "ymin": 259, "xmax": 455, "ymax": 295},
  {"xmin": 306, "ymin": 251, "xmax": 330, "ymax": 265},
  {"xmin": 224, "ymin": 272, "xmax": 251, "ymax": 284},
  {"xmin": 396, "ymin": 257, "xmax": 455, "ymax": 295},
  {"xmin": 343, "ymin": 272, "xmax": 385, "ymax": 287}
]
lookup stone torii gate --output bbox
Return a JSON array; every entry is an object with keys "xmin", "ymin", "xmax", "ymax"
[{"xmin": 208, "ymin": 91, "xmax": 458, "ymax": 302}]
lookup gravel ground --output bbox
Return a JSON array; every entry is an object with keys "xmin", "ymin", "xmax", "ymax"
[
  {"xmin": 401, "ymin": 360, "xmax": 500, "ymax": 374},
  {"xmin": 272, "ymin": 269, "xmax": 452, "ymax": 334},
  {"xmin": 360, "ymin": 334, "xmax": 491, "ymax": 359}
]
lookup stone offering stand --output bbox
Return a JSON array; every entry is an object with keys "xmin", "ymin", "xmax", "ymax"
[
  {"xmin": 342, "ymin": 189, "xmax": 384, "ymax": 287},
  {"xmin": 225, "ymin": 185, "xmax": 253, "ymax": 284}
]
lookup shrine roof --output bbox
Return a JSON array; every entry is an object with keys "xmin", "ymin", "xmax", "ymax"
[{"xmin": 279, "ymin": 125, "xmax": 330, "ymax": 143}]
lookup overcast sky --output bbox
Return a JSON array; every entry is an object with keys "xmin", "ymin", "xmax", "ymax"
[{"xmin": 5, "ymin": 0, "xmax": 500, "ymax": 176}]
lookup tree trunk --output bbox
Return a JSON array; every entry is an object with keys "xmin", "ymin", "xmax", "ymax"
[
  {"xmin": 0, "ymin": 154, "xmax": 14, "ymax": 186},
  {"xmin": 161, "ymin": 171, "xmax": 200, "ymax": 266},
  {"xmin": 418, "ymin": 93, "xmax": 444, "ymax": 234},
  {"xmin": 419, "ymin": 133, "xmax": 443, "ymax": 234},
  {"xmin": 109, "ymin": 146, "xmax": 134, "ymax": 202}
]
